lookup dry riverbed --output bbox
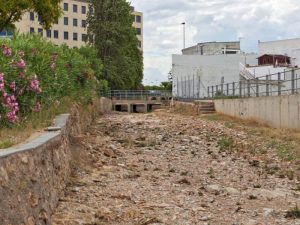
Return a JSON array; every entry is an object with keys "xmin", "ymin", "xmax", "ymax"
[{"xmin": 52, "ymin": 110, "xmax": 300, "ymax": 225}]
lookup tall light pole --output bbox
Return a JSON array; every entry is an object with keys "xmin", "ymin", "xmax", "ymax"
[
  {"xmin": 181, "ymin": 22, "xmax": 186, "ymax": 49},
  {"xmin": 238, "ymin": 37, "xmax": 244, "ymax": 53}
]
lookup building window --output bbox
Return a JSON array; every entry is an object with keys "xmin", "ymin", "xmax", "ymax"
[
  {"xmin": 38, "ymin": 15, "xmax": 42, "ymax": 22},
  {"xmin": 136, "ymin": 28, "xmax": 141, "ymax": 35},
  {"xmin": 46, "ymin": 30, "xmax": 51, "ymax": 38},
  {"xmin": 136, "ymin": 15, "xmax": 141, "ymax": 23},
  {"xmin": 64, "ymin": 3, "xmax": 68, "ymax": 11},
  {"xmin": 73, "ymin": 4, "xmax": 78, "ymax": 13},
  {"xmin": 64, "ymin": 31, "xmax": 69, "ymax": 40},
  {"xmin": 54, "ymin": 18, "xmax": 59, "ymax": 24},
  {"xmin": 82, "ymin": 34, "xmax": 87, "ymax": 42},
  {"xmin": 54, "ymin": 30, "xmax": 59, "ymax": 39},
  {"xmin": 30, "ymin": 27, "xmax": 34, "ymax": 33},
  {"xmin": 73, "ymin": 18, "xmax": 78, "ymax": 27},
  {"xmin": 64, "ymin": 17, "xmax": 68, "ymax": 25},
  {"xmin": 73, "ymin": 32, "xmax": 78, "ymax": 41},
  {"xmin": 30, "ymin": 12, "xmax": 34, "ymax": 21},
  {"xmin": 82, "ymin": 6, "xmax": 86, "ymax": 14},
  {"xmin": 82, "ymin": 20, "xmax": 86, "ymax": 28},
  {"xmin": 38, "ymin": 28, "xmax": 43, "ymax": 36},
  {"xmin": 138, "ymin": 40, "xmax": 141, "ymax": 48}
]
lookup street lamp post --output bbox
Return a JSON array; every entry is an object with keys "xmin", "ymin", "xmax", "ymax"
[{"xmin": 181, "ymin": 22, "xmax": 186, "ymax": 49}]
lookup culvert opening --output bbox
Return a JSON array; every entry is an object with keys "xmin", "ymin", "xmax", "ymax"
[
  {"xmin": 115, "ymin": 105, "xmax": 128, "ymax": 112},
  {"xmin": 133, "ymin": 104, "xmax": 147, "ymax": 113}
]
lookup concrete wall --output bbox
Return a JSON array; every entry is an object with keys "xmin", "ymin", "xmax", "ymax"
[
  {"xmin": 258, "ymin": 38, "xmax": 300, "ymax": 67},
  {"xmin": 99, "ymin": 97, "xmax": 113, "ymax": 114},
  {"xmin": 0, "ymin": 98, "xmax": 112, "ymax": 225},
  {"xmin": 172, "ymin": 54, "xmax": 258, "ymax": 98},
  {"xmin": 214, "ymin": 94, "xmax": 300, "ymax": 130}
]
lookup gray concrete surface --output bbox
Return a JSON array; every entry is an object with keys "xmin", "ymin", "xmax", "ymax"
[{"xmin": 214, "ymin": 94, "xmax": 300, "ymax": 130}]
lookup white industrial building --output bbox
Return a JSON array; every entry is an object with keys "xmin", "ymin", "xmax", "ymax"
[
  {"xmin": 258, "ymin": 38, "xmax": 300, "ymax": 67},
  {"xmin": 172, "ymin": 53, "xmax": 257, "ymax": 98},
  {"xmin": 171, "ymin": 38, "xmax": 300, "ymax": 99}
]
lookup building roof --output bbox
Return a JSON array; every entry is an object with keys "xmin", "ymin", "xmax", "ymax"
[
  {"xmin": 258, "ymin": 37, "xmax": 300, "ymax": 44},
  {"xmin": 182, "ymin": 41, "xmax": 240, "ymax": 51},
  {"xmin": 257, "ymin": 54, "xmax": 290, "ymax": 59}
]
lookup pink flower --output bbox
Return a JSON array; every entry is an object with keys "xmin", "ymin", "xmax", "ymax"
[
  {"xmin": 3, "ymin": 93, "xmax": 19, "ymax": 123},
  {"xmin": 29, "ymin": 78, "xmax": 42, "ymax": 93},
  {"xmin": 16, "ymin": 59, "xmax": 26, "ymax": 69},
  {"xmin": 3, "ymin": 47, "xmax": 12, "ymax": 57},
  {"xmin": 9, "ymin": 81, "xmax": 16, "ymax": 92},
  {"xmin": 0, "ymin": 83, "xmax": 4, "ymax": 92},
  {"xmin": 7, "ymin": 111, "xmax": 17, "ymax": 123}
]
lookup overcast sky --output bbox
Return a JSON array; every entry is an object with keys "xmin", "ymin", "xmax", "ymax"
[{"xmin": 129, "ymin": 0, "xmax": 300, "ymax": 85}]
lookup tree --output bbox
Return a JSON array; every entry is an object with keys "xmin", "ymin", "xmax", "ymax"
[
  {"xmin": 0, "ymin": 0, "xmax": 62, "ymax": 32},
  {"xmin": 87, "ymin": 0, "xmax": 143, "ymax": 90},
  {"xmin": 160, "ymin": 81, "xmax": 172, "ymax": 91},
  {"xmin": 144, "ymin": 81, "xmax": 172, "ymax": 91}
]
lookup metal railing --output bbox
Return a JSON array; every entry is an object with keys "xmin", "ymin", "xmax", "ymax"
[
  {"xmin": 100, "ymin": 90, "xmax": 172, "ymax": 101},
  {"xmin": 207, "ymin": 68, "xmax": 300, "ymax": 99}
]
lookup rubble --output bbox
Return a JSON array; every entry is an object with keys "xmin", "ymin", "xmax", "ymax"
[{"xmin": 52, "ymin": 111, "xmax": 300, "ymax": 225}]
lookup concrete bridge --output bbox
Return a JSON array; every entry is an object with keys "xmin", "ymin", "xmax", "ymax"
[{"xmin": 103, "ymin": 90, "xmax": 172, "ymax": 113}]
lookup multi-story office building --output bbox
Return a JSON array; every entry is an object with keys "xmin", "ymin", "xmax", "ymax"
[
  {"xmin": 11, "ymin": 0, "xmax": 143, "ymax": 50},
  {"xmin": 15, "ymin": 0, "xmax": 89, "ymax": 48},
  {"xmin": 131, "ymin": 7, "xmax": 143, "ymax": 51}
]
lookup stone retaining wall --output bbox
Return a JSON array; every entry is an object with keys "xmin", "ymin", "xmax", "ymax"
[{"xmin": 0, "ymin": 98, "xmax": 112, "ymax": 225}]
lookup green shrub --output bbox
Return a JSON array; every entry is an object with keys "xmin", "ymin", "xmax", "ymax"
[
  {"xmin": 218, "ymin": 137, "xmax": 234, "ymax": 151},
  {"xmin": 0, "ymin": 34, "xmax": 102, "ymax": 126}
]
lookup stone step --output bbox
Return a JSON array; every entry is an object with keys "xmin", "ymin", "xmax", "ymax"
[{"xmin": 196, "ymin": 101, "xmax": 216, "ymax": 114}]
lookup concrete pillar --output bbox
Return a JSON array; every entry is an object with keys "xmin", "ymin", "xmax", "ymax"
[{"xmin": 128, "ymin": 104, "xmax": 131, "ymax": 113}]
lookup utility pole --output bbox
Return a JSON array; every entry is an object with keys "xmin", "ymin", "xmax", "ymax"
[{"xmin": 181, "ymin": 22, "xmax": 186, "ymax": 49}]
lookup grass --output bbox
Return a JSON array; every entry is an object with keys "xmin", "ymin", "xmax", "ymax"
[
  {"xmin": 208, "ymin": 168, "xmax": 215, "ymax": 178},
  {"xmin": 0, "ymin": 98, "xmax": 87, "ymax": 149},
  {"xmin": 286, "ymin": 205, "xmax": 300, "ymax": 219},
  {"xmin": 217, "ymin": 137, "xmax": 234, "ymax": 151},
  {"xmin": 268, "ymin": 139, "xmax": 296, "ymax": 161},
  {"xmin": 0, "ymin": 140, "xmax": 14, "ymax": 149},
  {"xmin": 204, "ymin": 114, "xmax": 222, "ymax": 121},
  {"xmin": 201, "ymin": 113, "xmax": 300, "ymax": 161}
]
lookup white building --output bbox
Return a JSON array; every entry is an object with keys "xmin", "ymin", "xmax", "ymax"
[
  {"xmin": 258, "ymin": 38, "xmax": 300, "ymax": 67},
  {"xmin": 172, "ymin": 54, "xmax": 258, "ymax": 98}
]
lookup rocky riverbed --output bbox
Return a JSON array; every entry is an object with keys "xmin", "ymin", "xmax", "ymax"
[{"xmin": 52, "ymin": 110, "xmax": 300, "ymax": 225}]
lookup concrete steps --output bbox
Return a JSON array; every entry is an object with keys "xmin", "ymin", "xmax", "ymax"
[{"xmin": 195, "ymin": 101, "xmax": 216, "ymax": 114}]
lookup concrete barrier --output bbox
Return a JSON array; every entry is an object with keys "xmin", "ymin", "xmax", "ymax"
[
  {"xmin": 0, "ymin": 98, "xmax": 112, "ymax": 225},
  {"xmin": 214, "ymin": 94, "xmax": 300, "ymax": 130}
]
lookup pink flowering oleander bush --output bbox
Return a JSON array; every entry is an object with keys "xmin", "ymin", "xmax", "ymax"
[{"xmin": 0, "ymin": 34, "xmax": 102, "ymax": 126}]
